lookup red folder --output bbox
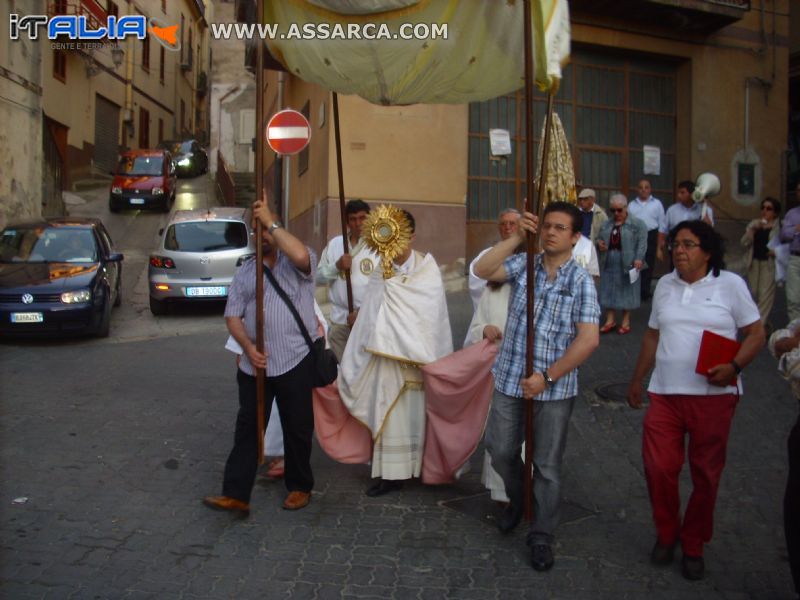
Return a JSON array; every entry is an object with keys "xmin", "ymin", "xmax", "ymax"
[{"xmin": 695, "ymin": 330, "xmax": 741, "ymax": 386}]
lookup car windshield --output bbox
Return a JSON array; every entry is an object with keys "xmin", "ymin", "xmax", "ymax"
[
  {"xmin": 117, "ymin": 156, "xmax": 164, "ymax": 176},
  {"xmin": 0, "ymin": 226, "xmax": 98, "ymax": 263},
  {"xmin": 159, "ymin": 141, "xmax": 191, "ymax": 154},
  {"xmin": 164, "ymin": 221, "xmax": 248, "ymax": 252}
]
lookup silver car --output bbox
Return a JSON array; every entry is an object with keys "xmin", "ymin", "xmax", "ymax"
[{"xmin": 148, "ymin": 207, "xmax": 254, "ymax": 315}]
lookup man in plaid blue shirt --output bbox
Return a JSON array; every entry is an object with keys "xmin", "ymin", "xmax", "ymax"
[{"xmin": 475, "ymin": 201, "xmax": 600, "ymax": 571}]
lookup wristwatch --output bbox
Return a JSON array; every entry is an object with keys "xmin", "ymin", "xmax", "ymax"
[
  {"xmin": 542, "ymin": 370, "xmax": 555, "ymax": 387},
  {"xmin": 268, "ymin": 221, "xmax": 283, "ymax": 234}
]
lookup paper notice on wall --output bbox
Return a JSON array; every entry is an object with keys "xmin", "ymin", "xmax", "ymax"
[
  {"xmin": 489, "ymin": 129, "xmax": 512, "ymax": 156},
  {"xmin": 643, "ymin": 145, "xmax": 661, "ymax": 175}
]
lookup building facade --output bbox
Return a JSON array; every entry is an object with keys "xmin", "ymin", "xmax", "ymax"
[
  {"xmin": 232, "ymin": 1, "xmax": 790, "ymax": 267},
  {"xmin": 0, "ymin": 0, "xmax": 45, "ymax": 231},
  {"xmin": 0, "ymin": 0, "xmax": 212, "ymax": 229},
  {"xmin": 40, "ymin": 0, "xmax": 212, "ymax": 182}
]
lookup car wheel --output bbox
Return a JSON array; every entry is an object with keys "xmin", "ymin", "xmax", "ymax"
[
  {"xmin": 109, "ymin": 200, "xmax": 119, "ymax": 213},
  {"xmin": 113, "ymin": 280, "xmax": 122, "ymax": 307},
  {"xmin": 95, "ymin": 293, "xmax": 111, "ymax": 338},
  {"xmin": 161, "ymin": 197, "xmax": 170, "ymax": 213},
  {"xmin": 149, "ymin": 295, "xmax": 168, "ymax": 316}
]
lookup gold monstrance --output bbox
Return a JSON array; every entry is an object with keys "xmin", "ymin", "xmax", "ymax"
[{"xmin": 362, "ymin": 204, "xmax": 413, "ymax": 279}]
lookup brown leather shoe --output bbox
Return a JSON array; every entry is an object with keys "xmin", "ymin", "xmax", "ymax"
[
  {"xmin": 202, "ymin": 495, "xmax": 250, "ymax": 517},
  {"xmin": 282, "ymin": 491, "xmax": 311, "ymax": 510}
]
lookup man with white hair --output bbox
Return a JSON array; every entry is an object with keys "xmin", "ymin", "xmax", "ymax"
[{"xmin": 467, "ymin": 208, "xmax": 522, "ymax": 310}]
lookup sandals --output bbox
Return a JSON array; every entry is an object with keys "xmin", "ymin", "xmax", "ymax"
[
  {"xmin": 617, "ymin": 325, "xmax": 631, "ymax": 335},
  {"xmin": 266, "ymin": 457, "xmax": 285, "ymax": 478},
  {"xmin": 600, "ymin": 322, "xmax": 617, "ymax": 334}
]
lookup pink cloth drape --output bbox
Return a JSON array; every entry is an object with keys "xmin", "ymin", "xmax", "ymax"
[
  {"xmin": 312, "ymin": 382, "xmax": 373, "ymax": 463},
  {"xmin": 311, "ymin": 339, "xmax": 497, "ymax": 481},
  {"xmin": 420, "ymin": 339, "xmax": 497, "ymax": 484}
]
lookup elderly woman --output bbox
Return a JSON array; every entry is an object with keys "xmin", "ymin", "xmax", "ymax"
[
  {"xmin": 628, "ymin": 221, "xmax": 765, "ymax": 581},
  {"xmin": 596, "ymin": 194, "xmax": 648, "ymax": 335},
  {"xmin": 740, "ymin": 196, "xmax": 782, "ymax": 326}
]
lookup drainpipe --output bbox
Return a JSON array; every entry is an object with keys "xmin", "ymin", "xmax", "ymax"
[
  {"xmin": 276, "ymin": 71, "xmax": 286, "ymax": 227},
  {"xmin": 123, "ymin": 37, "xmax": 134, "ymax": 150}
]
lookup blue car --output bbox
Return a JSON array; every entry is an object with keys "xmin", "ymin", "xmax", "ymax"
[{"xmin": 0, "ymin": 218, "xmax": 123, "ymax": 337}]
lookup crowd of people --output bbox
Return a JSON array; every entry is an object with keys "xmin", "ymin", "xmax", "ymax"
[{"xmin": 199, "ymin": 183, "xmax": 798, "ymax": 594}]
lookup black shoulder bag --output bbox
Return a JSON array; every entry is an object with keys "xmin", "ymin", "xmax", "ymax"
[{"xmin": 262, "ymin": 265, "xmax": 338, "ymax": 387}]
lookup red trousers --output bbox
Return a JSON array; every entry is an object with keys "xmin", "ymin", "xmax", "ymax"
[{"xmin": 643, "ymin": 392, "xmax": 738, "ymax": 557}]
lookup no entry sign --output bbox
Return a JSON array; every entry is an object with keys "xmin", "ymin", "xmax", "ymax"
[{"xmin": 266, "ymin": 109, "xmax": 311, "ymax": 156}]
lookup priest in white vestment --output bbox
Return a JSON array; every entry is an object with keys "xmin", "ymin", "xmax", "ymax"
[{"xmin": 338, "ymin": 211, "xmax": 453, "ymax": 496}]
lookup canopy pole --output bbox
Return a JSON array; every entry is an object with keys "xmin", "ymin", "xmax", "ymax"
[
  {"xmin": 332, "ymin": 93, "xmax": 354, "ymax": 313},
  {"xmin": 254, "ymin": 0, "xmax": 266, "ymax": 466},
  {"xmin": 522, "ymin": 0, "xmax": 556, "ymax": 522}
]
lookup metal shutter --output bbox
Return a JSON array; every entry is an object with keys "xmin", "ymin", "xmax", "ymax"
[{"xmin": 93, "ymin": 95, "xmax": 120, "ymax": 174}]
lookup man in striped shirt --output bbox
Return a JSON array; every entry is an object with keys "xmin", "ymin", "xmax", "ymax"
[
  {"xmin": 475, "ymin": 201, "xmax": 600, "ymax": 572},
  {"xmin": 203, "ymin": 196, "xmax": 318, "ymax": 515}
]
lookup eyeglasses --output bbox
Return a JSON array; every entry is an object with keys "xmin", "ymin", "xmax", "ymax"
[
  {"xmin": 541, "ymin": 223, "xmax": 570, "ymax": 232},
  {"xmin": 610, "ymin": 208, "xmax": 625, "ymax": 213},
  {"xmin": 668, "ymin": 240, "xmax": 701, "ymax": 251},
  {"xmin": 761, "ymin": 205, "xmax": 775, "ymax": 211}
]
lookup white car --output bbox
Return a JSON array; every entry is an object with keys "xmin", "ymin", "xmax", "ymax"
[{"xmin": 148, "ymin": 207, "xmax": 254, "ymax": 315}]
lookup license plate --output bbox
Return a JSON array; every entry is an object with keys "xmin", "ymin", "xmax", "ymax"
[
  {"xmin": 11, "ymin": 312, "xmax": 44, "ymax": 323},
  {"xmin": 185, "ymin": 286, "xmax": 226, "ymax": 297},
  {"xmin": 130, "ymin": 198, "xmax": 145, "ymax": 205}
]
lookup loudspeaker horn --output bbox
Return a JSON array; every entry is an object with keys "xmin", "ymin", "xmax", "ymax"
[{"xmin": 693, "ymin": 172, "xmax": 721, "ymax": 202}]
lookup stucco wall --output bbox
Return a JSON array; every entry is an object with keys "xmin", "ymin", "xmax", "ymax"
[
  {"xmin": 572, "ymin": 0, "xmax": 790, "ymax": 221},
  {"xmin": 0, "ymin": 0, "xmax": 44, "ymax": 230},
  {"xmin": 326, "ymin": 96, "xmax": 468, "ymax": 207}
]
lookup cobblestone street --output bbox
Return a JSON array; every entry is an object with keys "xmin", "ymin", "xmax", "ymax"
[{"xmin": 0, "ymin": 286, "xmax": 796, "ymax": 599}]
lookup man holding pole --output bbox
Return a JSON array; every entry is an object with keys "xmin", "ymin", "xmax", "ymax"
[
  {"xmin": 316, "ymin": 199, "xmax": 380, "ymax": 362},
  {"xmin": 474, "ymin": 201, "xmax": 600, "ymax": 571},
  {"xmin": 203, "ymin": 197, "xmax": 318, "ymax": 515}
]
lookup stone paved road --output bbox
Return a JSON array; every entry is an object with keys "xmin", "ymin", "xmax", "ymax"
[{"xmin": 0, "ymin": 287, "xmax": 796, "ymax": 599}]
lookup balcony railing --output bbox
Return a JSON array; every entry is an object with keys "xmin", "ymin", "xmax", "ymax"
[
  {"xmin": 47, "ymin": 0, "xmax": 107, "ymax": 29},
  {"xmin": 570, "ymin": 0, "xmax": 749, "ymax": 33},
  {"xmin": 705, "ymin": 0, "xmax": 749, "ymax": 7}
]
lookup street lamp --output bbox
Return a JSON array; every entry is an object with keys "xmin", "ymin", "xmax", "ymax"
[{"xmin": 111, "ymin": 44, "xmax": 124, "ymax": 69}]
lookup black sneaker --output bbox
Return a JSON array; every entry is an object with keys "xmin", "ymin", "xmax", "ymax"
[
  {"xmin": 365, "ymin": 479, "xmax": 403, "ymax": 497},
  {"xmin": 681, "ymin": 554, "xmax": 705, "ymax": 580},
  {"xmin": 496, "ymin": 503, "xmax": 523, "ymax": 533},
  {"xmin": 650, "ymin": 540, "xmax": 677, "ymax": 566},
  {"xmin": 530, "ymin": 543, "xmax": 554, "ymax": 571}
]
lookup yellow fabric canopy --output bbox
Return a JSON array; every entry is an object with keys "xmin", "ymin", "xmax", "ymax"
[{"xmin": 264, "ymin": 0, "xmax": 570, "ymax": 105}]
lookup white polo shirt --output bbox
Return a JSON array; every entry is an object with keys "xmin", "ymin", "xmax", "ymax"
[{"xmin": 647, "ymin": 270, "xmax": 760, "ymax": 396}]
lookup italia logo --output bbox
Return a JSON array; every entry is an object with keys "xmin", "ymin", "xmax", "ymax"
[{"xmin": 9, "ymin": 14, "xmax": 181, "ymax": 51}]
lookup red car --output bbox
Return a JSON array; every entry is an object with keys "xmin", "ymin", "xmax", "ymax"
[{"xmin": 109, "ymin": 149, "xmax": 177, "ymax": 213}]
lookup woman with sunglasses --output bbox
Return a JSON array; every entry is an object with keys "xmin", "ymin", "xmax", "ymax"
[
  {"xmin": 596, "ymin": 193, "xmax": 648, "ymax": 335},
  {"xmin": 741, "ymin": 197, "xmax": 782, "ymax": 327},
  {"xmin": 628, "ymin": 220, "xmax": 765, "ymax": 580}
]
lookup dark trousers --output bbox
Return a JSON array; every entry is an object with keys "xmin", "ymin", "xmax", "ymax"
[
  {"xmin": 641, "ymin": 228, "xmax": 659, "ymax": 299},
  {"xmin": 786, "ymin": 412, "xmax": 800, "ymax": 595},
  {"xmin": 222, "ymin": 354, "xmax": 315, "ymax": 503}
]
